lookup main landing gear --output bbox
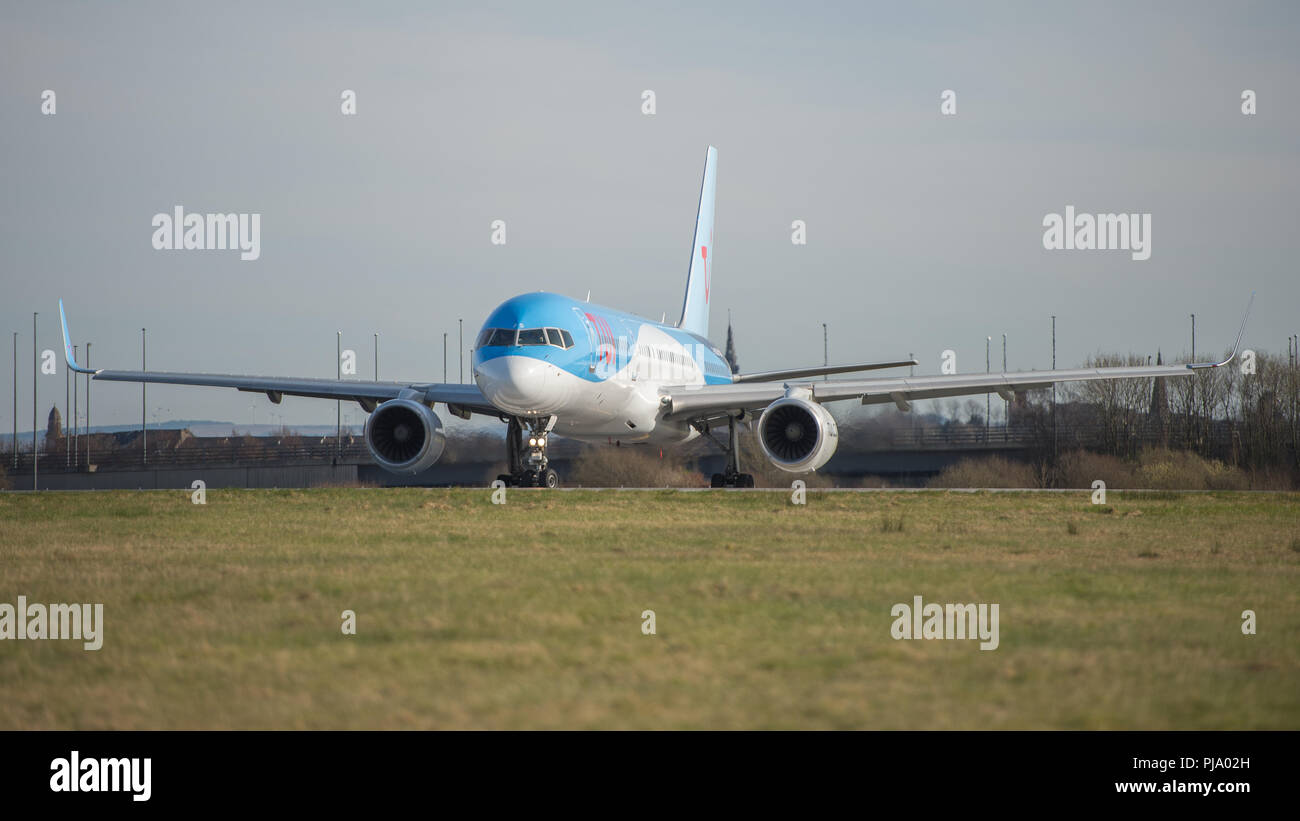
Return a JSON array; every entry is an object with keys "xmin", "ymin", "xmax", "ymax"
[
  {"xmin": 699, "ymin": 415, "xmax": 755, "ymax": 488},
  {"xmin": 497, "ymin": 416, "xmax": 561, "ymax": 488}
]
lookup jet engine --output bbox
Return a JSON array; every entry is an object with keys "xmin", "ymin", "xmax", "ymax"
[
  {"xmin": 757, "ymin": 397, "xmax": 839, "ymax": 473},
  {"xmin": 364, "ymin": 398, "xmax": 446, "ymax": 474}
]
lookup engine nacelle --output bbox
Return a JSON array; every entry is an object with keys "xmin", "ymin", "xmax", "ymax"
[
  {"xmin": 757, "ymin": 397, "xmax": 839, "ymax": 473},
  {"xmin": 364, "ymin": 398, "xmax": 446, "ymax": 474}
]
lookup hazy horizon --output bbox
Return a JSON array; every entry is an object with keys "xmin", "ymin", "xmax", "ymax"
[{"xmin": 3, "ymin": 1, "xmax": 1297, "ymax": 436}]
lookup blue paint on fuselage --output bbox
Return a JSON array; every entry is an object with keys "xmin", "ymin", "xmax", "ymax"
[{"xmin": 472, "ymin": 292, "xmax": 733, "ymax": 385}]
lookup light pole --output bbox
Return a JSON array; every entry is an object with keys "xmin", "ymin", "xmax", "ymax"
[
  {"xmin": 11, "ymin": 331, "xmax": 16, "ymax": 470},
  {"xmin": 32, "ymin": 313, "xmax": 37, "ymax": 490},
  {"xmin": 1190, "ymin": 313, "xmax": 1197, "ymax": 438},
  {"xmin": 458, "ymin": 319, "xmax": 463, "ymax": 383},
  {"xmin": 373, "ymin": 332, "xmax": 379, "ymax": 381},
  {"xmin": 443, "ymin": 332, "xmax": 448, "ymax": 382},
  {"xmin": 65, "ymin": 342, "xmax": 69, "ymax": 467},
  {"xmin": 336, "ymin": 331, "xmax": 342, "ymax": 458},
  {"xmin": 85, "ymin": 343, "xmax": 91, "ymax": 468},
  {"xmin": 72, "ymin": 345, "xmax": 77, "ymax": 467},
  {"xmin": 1002, "ymin": 333, "xmax": 1007, "ymax": 436},
  {"xmin": 141, "ymin": 328, "xmax": 147, "ymax": 465},
  {"xmin": 985, "ymin": 336, "xmax": 991, "ymax": 440}
]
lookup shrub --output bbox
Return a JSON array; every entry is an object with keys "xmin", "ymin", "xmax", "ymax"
[
  {"xmin": 1057, "ymin": 450, "xmax": 1136, "ymax": 489},
  {"xmin": 928, "ymin": 456, "xmax": 1038, "ymax": 488},
  {"xmin": 1134, "ymin": 448, "xmax": 1248, "ymax": 490},
  {"xmin": 1052, "ymin": 448, "xmax": 1259, "ymax": 490},
  {"xmin": 567, "ymin": 445, "xmax": 706, "ymax": 488}
]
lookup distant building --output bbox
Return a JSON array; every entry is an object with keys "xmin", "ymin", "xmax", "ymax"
[{"xmin": 47, "ymin": 406, "xmax": 62, "ymax": 440}]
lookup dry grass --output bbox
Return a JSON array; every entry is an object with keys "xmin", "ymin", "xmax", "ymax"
[
  {"xmin": 933, "ymin": 448, "xmax": 1288, "ymax": 490},
  {"xmin": 1, "ymin": 488, "xmax": 1297, "ymax": 729}
]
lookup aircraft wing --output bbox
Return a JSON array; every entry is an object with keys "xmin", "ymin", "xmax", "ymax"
[
  {"xmin": 664, "ymin": 361, "xmax": 1208, "ymax": 421},
  {"xmin": 59, "ymin": 301, "xmax": 499, "ymax": 417},
  {"xmin": 662, "ymin": 297, "xmax": 1253, "ymax": 422},
  {"xmin": 732, "ymin": 358, "xmax": 919, "ymax": 383}
]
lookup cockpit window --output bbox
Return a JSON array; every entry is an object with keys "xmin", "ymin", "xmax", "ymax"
[
  {"xmin": 545, "ymin": 328, "xmax": 575, "ymax": 349},
  {"xmin": 477, "ymin": 327, "xmax": 575, "ymax": 349},
  {"xmin": 477, "ymin": 328, "xmax": 517, "ymax": 347},
  {"xmin": 517, "ymin": 328, "xmax": 548, "ymax": 346}
]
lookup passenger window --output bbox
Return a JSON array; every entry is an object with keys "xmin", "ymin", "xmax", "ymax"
[{"xmin": 517, "ymin": 328, "xmax": 547, "ymax": 346}]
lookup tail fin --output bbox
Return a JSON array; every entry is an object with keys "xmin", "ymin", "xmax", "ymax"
[{"xmin": 678, "ymin": 146, "xmax": 717, "ymax": 339}]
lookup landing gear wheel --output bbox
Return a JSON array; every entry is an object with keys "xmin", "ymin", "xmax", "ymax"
[
  {"xmin": 701, "ymin": 416, "xmax": 754, "ymax": 489},
  {"xmin": 499, "ymin": 415, "xmax": 561, "ymax": 489},
  {"xmin": 711, "ymin": 471, "xmax": 754, "ymax": 488}
]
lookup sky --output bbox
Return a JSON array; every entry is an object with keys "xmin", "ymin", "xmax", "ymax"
[{"xmin": 2, "ymin": 1, "xmax": 1298, "ymax": 435}]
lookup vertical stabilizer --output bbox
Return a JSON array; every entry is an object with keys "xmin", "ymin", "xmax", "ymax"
[{"xmin": 678, "ymin": 146, "xmax": 717, "ymax": 338}]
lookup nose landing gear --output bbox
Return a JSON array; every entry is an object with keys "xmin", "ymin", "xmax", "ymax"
[{"xmin": 497, "ymin": 415, "xmax": 561, "ymax": 488}]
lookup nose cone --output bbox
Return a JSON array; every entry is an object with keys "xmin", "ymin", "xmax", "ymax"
[{"xmin": 475, "ymin": 355, "xmax": 566, "ymax": 415}]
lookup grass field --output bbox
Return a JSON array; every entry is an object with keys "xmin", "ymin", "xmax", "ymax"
[{"xmin": 1, "ymin": 488, "xmax": 1297, "ymax": 729}]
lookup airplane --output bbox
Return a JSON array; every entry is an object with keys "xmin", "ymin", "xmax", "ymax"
[{"xmin": 59, "ymin": 146, "xmax": 1252, "ymax": 488}]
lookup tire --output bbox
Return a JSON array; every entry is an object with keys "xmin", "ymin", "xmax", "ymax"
[
  {"xmin": 710, "ymin": 473, "xmax": 724, "ymax": 488},
  {"xmin": 542, "ymin": 469, "xmax": 560, "ymax": 489},
  {"xmin": 741, "ymin": 474, "xmax": 755, "ymax": 488}
]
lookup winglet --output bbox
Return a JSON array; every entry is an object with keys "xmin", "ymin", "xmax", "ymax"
[
  {"xmin": 58, "ymin": 299, "xmax": 97, "ymax": 374},
  {"xmin": 1189, "ymin": 291, "xmax": 1254, "ymax": 370}
]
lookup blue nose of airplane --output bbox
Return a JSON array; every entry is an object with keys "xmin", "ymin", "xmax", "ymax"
[{"xmin": 475, "ymin": 355, "xmax": 566, "ymax": 416}]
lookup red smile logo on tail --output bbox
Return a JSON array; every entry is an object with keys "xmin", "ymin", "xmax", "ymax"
[
  {"xmin": 700, "ymin": 246, "xmax": 708, "ymax": 302},
  {"xmin": 701, "ymin": 230, "xmax": 712, "ymax": 302}
]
